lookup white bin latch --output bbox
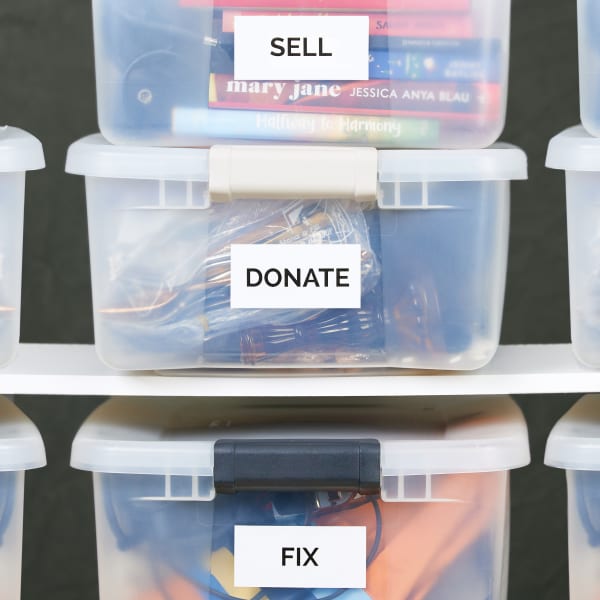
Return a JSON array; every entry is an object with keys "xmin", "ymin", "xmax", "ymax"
[{"xmin": 209, "ymin": 145, "xmax": 378, "ymax": 203}]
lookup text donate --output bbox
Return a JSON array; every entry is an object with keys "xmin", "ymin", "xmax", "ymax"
[{"xmin": 247, "ymin": 267, "xmax": 350, "ymax": 289}]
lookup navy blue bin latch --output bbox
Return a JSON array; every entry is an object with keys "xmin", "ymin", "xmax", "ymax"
[{"xmin": 214, "ymin": 439, "xmax": 381, "ymax": 495}]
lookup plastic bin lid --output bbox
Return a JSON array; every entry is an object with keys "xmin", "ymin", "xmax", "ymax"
[
  {"xmin": 378, "ymin": 143, "xmax": 527, "ymax": 183},
  {"xmin": 66, "ymin": 135, "xmax": 210, "ymax": 181},
  {"xmin": 546, "ymin": 125, "xmax": 600, "ymax": 172},
  {"xmin": 545, "ymin": 395, "xmax": 600, "ymax": 471},
  {"xmin": 65, "ymin": 134, "xmax": 527, "ymax": 184},
  {"xmin": 0, "ymin": 397, "xmax": 46, "ymax": 471},
  {"xmin": 0, "ymin": 127, "xmax": 45, "ymax": 173},
  {"xmin": 71, "ymin": 395, "xmax": 530, "ymax": 477}
]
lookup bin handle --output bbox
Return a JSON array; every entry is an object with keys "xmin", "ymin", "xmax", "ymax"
[
  {"xmin": 214, "ymin": 438, "xmax": 381, "ymax": 494},
  {"xmin": 209, "ymin": 146, "xmax": 379, "ymax": 203}
]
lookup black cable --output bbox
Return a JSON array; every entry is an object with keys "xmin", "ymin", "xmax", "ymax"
[{"xmin": 367, "ymin": 499, "xmax": 383, "ymax": 566}]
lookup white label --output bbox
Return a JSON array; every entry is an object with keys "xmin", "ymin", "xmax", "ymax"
[
  {"xmin": 234, "ymin": 526, "xmax": 366, "ymax": 589},
  {"xmin": 230, "ymin": 244, "xmax": 362, "ymax": 309},
  {"xmin": 234, "ymin": 16, "xmax": 369, "ymax": 81}
]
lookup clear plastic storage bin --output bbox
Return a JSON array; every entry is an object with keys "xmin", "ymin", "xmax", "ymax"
[
  {"xmin": 0, "ymin": 396, "xmax": 46, "ymax": 600},
  {"xmin": 91, "ymin": 0, "xmax": 513, "ymax": 148},
  {"xmin": 578, "ymin": 0, "xmax": 600, "ymax": 137},
  {"xmin": 545, "ymin": 395, "xmax": 600, "ymax": 600},
  {"xmin": 0, "ymin": 128, "xmax": 45, "ymax": 366},
  {"xmin": 66, "ymin": 137, "xmax": 527, "ymax": 371},
  {"xmin": 71, "ymin": 395, "xmax": 530, "ymax": 600},
  {"xmin": 547, "ymin": 126, "xmax": 600, "ymax": 367}
]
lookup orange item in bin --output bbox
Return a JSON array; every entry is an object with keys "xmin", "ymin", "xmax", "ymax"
[
  {"xmin": 316, "ymin": 473, "xmax": 501, "ymax": 600},
  {"xmin": 138, "ymin": 576, "xmax": 206, "ymax": 600}
]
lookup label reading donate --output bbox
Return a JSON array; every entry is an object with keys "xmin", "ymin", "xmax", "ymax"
[
  {"xmin": 234, "ymin": 16, "xmax": 369, "ymax": 81},
  {"xmin": 234, "ymin": 526, "xmax": 366, "ymax": 589},
  {"xmin": 230, "ymin": 244, "xmax": 362, "ymax": 310}
]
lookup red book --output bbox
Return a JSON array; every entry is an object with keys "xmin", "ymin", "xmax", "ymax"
[
  {"xmin": 209, "ymin": 75, "xmax": 500, "ymax": 120},
  {"xmin": 180, "ymin": 0, "xmax": 470, "ymax": 12},
  {"xmin": 219, "ymin": 11, "xmax": 474, "ymax": 37}
]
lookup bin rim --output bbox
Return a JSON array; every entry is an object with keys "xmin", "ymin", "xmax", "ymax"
[
  {"xmin": 545, "ymin": 394, "xmax": 600, "ymax": 471},
  {"xmin": 66, "ymin": 134, "xmax": 528, "ymax": 184},
  {"xmin": 71, "ymin": 395, "xmax": 530, "ymax": 478},
  {"xmin": 0, "ymin": 396, "xmax": 46, "ymax": 472},
  {"xmin": 0, "ymin": 127, "xmax": 45, "ymax": 174},
  {"xmin": 546, "ymin": 125, "xmax": 600, "ymax": 172}
]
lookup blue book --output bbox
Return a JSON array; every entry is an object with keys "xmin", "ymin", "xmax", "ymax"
[
  {"xmin": 210, "ymin": 37, "xmax": 502, "ymax": 83},
  {"xmin": 369, "ymin": 47, "xmax": 501, "ymax": 82}
]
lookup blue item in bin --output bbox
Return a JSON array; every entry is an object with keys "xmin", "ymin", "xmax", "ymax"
[
  {"xmin": 575, "ymin": 470, "xmax": 600, "ymax": 547},
  {"xmin": 0, "ymin": 472, "xmax": 15, "ymax": 546},
  {"xmin": 380, "ymin": 181, "xmax": 499, "ymax": 359},
  {"xmin": 102, "ymin": 475, "xmax": 383, "ymax": 600},
  {"xmin": 424, "ymin": 539, "xmax": 493, "ymax": 600},
  {"xmin": 581, "ymin": 0, "xmax": 600, "ymax": 134},
  {"xmin": 584, "ymin": 0, "xmax": 600, "ymax": 51}
]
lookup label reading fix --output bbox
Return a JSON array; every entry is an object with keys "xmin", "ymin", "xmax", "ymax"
[
  {"xmin": 230, "ymin": 244, "xmax": 362, "ymax": 310},
  {"xmin": 234, "ymin": 16, "xmax": 370, "ymax": 81},
  {"xmin": 234, "ymin": 525, "xmax": 367, "ymax": 589}
]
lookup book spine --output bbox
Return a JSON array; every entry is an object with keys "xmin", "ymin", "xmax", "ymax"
[
  {"xmin": 218, "ymin": 11, "xmax": 474, "ymax": 37},
  {"xmin": 369, "ymin": 48, "xmax": 501, "ymax": 83},
  {"xmin": 208, "ymin": 76, "xmax": 501, "ymax": 117},
  {"xmin": 211, "ymin": 33, "xmax": 503, "ymax": 83},
  {"xmin": 180, "ymin": 0, "xmax": 471, "ymax": 13},
  {"xmin": 213, "ymin": 32, "xmax": 498, "ymax": 53},
  {"xmin": 210, "ymin": 42, "xmax": 502, "ymax": 83},
  {"xmin": 172, "ymin": 106, "xmax": 443, "ymax": 145}
]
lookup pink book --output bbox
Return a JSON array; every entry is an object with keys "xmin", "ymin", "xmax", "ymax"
[
  {"xmin": 220, "ymin": 10, "xmax": 473, "ymax": 37},
  {"xmin": 180, "ymin": 0, "xmax": 470, "ymax": 12}
]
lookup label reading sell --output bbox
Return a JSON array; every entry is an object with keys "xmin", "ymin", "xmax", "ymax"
[
  {"xmin": 230, "ymin": 244, "xmax": 362, "ymax": 310},
  {"xmin": 234, "ymin": 16, "xmax": 369, "ymax": 81},
  {"xmin": 234, "ymin": 526, "xmax": 367, "ymax": 589}
]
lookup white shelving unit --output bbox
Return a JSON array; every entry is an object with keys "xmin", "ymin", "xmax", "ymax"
[{"xmin": 0, "ymin": 343, "xmax": 595, "ymax": 397}]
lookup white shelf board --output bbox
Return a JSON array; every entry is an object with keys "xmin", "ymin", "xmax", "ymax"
[{"xmin": 0, "ymin": 343, "xmax": 595, "ymax": 397}]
